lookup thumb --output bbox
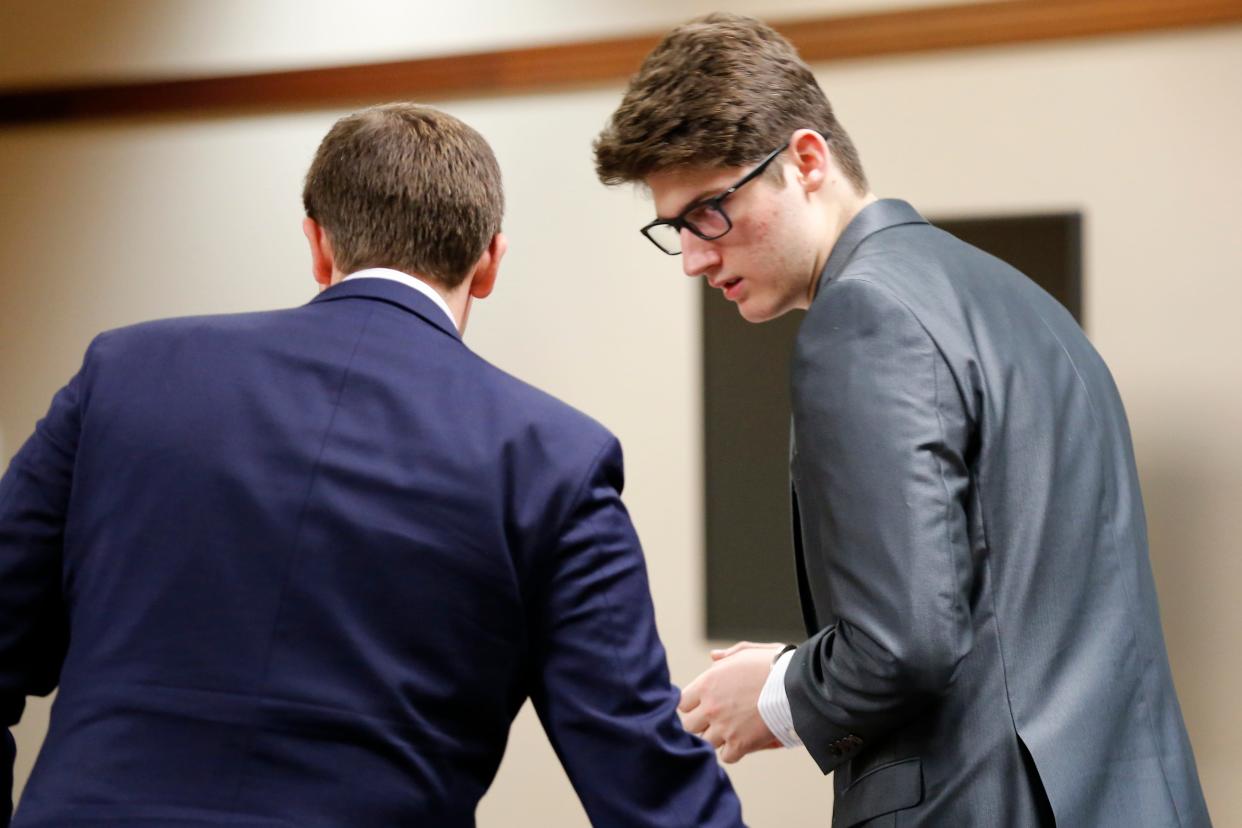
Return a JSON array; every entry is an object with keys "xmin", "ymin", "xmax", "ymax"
[{"xmin": 712, "ymin": 641, "xmax": 787, "ymax": 661}]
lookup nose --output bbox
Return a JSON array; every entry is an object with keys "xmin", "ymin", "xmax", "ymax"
[{"xmin": 680, "ymin": 228, "xmax": 721, "ymax": 278}]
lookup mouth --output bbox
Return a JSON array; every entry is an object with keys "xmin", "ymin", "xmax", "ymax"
[{"xmin": 718, "ymin": 277, "xmax": 743, "ymax": 300}]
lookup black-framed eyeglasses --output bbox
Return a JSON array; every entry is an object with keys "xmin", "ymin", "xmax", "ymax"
[{"xmin": 640, "ymin": 142, "xmax": 789, "ymax": 255}]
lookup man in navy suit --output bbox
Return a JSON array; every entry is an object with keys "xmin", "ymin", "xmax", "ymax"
[{"xmin": 0, "ymin": 103, "xmax": 743, "ymax": 827}]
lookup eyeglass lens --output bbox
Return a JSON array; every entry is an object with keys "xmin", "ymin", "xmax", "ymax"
[{"xmin": 647, "ymin": 204, "xmax": 731, "ymax": 254}]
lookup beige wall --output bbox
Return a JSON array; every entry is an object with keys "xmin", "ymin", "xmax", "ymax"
[
  {"xmin": 1, "ymin": 9, "xmax": 1240, "ymax": 826},
  {"xmin": 0, "ymin": 0, "xmax": 954, "ymax": 85}
]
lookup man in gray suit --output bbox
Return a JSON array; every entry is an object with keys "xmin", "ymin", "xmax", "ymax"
[{"xmin": 594, "ymin": 13, "xmax": 1210, "ymax": 827}]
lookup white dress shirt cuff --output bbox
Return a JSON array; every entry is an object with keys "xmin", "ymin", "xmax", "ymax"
[{"xmin": 758, "ymin": 649, "xmax": 803, "ymax": 748}]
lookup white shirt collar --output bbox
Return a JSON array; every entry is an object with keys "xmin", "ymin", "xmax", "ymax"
[{"xmin": 341, "ymin": 268, "xmax": 457, "ymax": 331}]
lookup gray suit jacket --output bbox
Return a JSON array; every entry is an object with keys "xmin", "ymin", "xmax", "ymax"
[{"xmin": 785, "ymin": 200, "xmax": 1210, "ymax": 827}]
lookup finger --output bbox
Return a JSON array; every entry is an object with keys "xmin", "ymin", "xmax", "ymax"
[
  {"xmin": 678, "ymin": 679, "xmax": 702, "ymax": 713},
  {"xmin": 701, "ymin": 725, "xmax": 726, "ymax": 750},
  {"xmin": 720, "ymin": 742, "xmax": 741, "ymax": 764},
  {"xmin": 679, "ymin": 706, "xmax": 709, "ymax": 736}
]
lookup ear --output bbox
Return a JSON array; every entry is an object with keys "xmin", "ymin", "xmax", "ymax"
[
  {"xmin": 302, "ymin": 217, "xmax": 335, "ymax": 289},
  {"xmin": 467, "ymin": 233, "xmax": 507, "ymax": 300},
  {"xmin": 788, "ymin": 128, "xmax": 831, "ymax": 194}
]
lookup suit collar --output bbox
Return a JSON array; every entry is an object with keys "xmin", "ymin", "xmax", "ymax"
[
  {"xmin": 814, "ymin": 198, "xmax": 927, "ymax": 298},
  {"xmin": 308, "ymin": 277, "xmax": 462, "ymax": 341}
]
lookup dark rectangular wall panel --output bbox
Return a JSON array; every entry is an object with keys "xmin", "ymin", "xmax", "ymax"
[{"xmin": 703, "ymin": 212, "xmax": 1083, "ymax": 641}]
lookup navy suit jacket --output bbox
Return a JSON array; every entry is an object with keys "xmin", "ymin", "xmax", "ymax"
[{"xmin": 0, "ymin": 278, "xmax": 742, "ymax": 827}]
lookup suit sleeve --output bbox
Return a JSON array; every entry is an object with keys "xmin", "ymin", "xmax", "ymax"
[
  {"xmin": 786, "ymin": 277, "xmax": 975, "ymax": 774},
  {"xmin": 0, "ymin": 358, "xmax": 84, "ymax": 823},
  {"xmin": 528, "ymin": 437, "xmax": 744, "ymax": 828}
]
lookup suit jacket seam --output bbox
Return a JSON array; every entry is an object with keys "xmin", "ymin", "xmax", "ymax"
[
  {"xmin": 542, "ymin": 433, "xmax": 615, "ymax": 565},
  {"xmin": 520, "ymin": 432, "xmax": 616, "ymax": 654},
  {"xmin": 1028, "ymin": 309, "xmax": 1187, "ymax": 825},
  {"xmin": 929, "ymin": 327, "xmax": 974, "ymax": 675},
  {"xmin": 9, "ymin": 334, "xmax": 99, "ymax": 487},
  {"xmin": 228, "ymin": 302, "xmax": 378, "ymax": 809},
  {"xmin": 828, "ymin": 276, "xmax": 974, "ymax": 669},
  {"xmin": 835, "ymin": 266, "xmax": 977, "ymax": 429}
]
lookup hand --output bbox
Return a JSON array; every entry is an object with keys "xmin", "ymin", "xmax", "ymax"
[{"xmin": 679, "ymin": 643, "xmax": 784, "ymax": 763}]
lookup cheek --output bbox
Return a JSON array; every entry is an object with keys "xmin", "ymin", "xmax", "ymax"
[
  {"xmin": 735, "ymin": 214, "xmax": 781, "ymax": 265},
  {"xmin": 743, "ymin": 217, "xmax": 794, "ymax": 281}
]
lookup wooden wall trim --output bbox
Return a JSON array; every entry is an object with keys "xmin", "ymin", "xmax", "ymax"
[{"xmin": 2, "ymin": 0, "xmax": 1240, "ymax": 125}]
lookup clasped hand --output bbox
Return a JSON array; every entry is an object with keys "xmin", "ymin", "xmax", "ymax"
[{"xmin": 678, "ymin": 641, "xmax": 784, "ymax": 764}]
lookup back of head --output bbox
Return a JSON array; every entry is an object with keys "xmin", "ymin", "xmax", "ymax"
[
  {"xmin": 303, "ymin": 103, "xmax": 503, "ymax": 288},
  {"xmin": 594, "ymin": 12, "xmax": 867, "ymax": 191}
]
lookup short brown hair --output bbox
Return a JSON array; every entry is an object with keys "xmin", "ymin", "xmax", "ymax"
[
  {"xmin": 303, "ymin": 103, "xmax": 503, "ymax": 288},
  {"xmin": 594, "ymin": 13, "xmax": 867, "ymax": 192}
]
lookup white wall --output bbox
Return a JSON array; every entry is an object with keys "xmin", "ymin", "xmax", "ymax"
[{"xmin": 1, "ymin": 6, "xmax": 1240, "ymax": 825}]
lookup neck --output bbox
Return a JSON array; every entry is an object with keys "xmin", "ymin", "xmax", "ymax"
[
  {"xmin": 443, "ymin": 286, "xmax": 472, "ymax": 333},
  {"xmin": 805, "ymin": 189, "xmax": 878, "ymax": 305}
]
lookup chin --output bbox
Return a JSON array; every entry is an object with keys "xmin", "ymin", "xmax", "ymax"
[{"xmin": 736, "ymin": 300, "xmax": 783, "ymax": 324}]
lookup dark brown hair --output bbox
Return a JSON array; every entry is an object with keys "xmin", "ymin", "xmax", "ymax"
[
  {"xmin": 303, "ymin": 103, "xmax": 503, "ymax": 288},
  {"xmin": 594, "ymin": 13, "xmax": 867, "ymax": 192}
]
